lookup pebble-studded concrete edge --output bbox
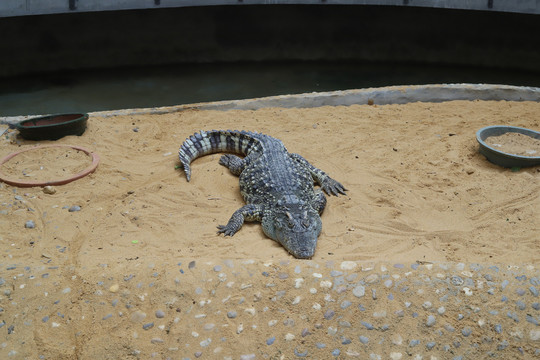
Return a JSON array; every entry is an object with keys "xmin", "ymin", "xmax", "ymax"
[
  {"xmin": 1, "ymin": 83, "xmax": 539, "ymax": 124},
  {"xmin": 1, "ymin": 259, "xmax": 539, "ymax": 358}
]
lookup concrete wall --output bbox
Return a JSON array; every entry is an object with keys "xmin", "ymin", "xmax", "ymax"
[
  {"xmin": 0, "ymin": 5, "xmax": 539, "ymax": 78},
  {"xmin": 1, "ymin": 0, "xmax": 539, "ymax": 17}
]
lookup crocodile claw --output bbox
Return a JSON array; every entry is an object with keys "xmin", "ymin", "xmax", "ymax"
[
  {"xmin": 322, "ymin": 178, "xmax": 347, "ymax": 196},
  {"xmin": 217, "ymin": 224, "xmax": 236, "ymax": 237}
]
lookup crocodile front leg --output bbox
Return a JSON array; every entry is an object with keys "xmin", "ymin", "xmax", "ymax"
[
  {"xmin": 290, "ymin": 153, "xmax": 347, "ymax": 196},
  {"xmin": 312, "ymin": 189, "xmax": 327, "ymax": 215},
  {"xmin": 217, "ymin": 204, "xmax": 264, "ymax": 236}
]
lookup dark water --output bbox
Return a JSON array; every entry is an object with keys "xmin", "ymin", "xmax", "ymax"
[{"xmin": 1, "ymin": 61, "xmax": 540, "ymax": 116}]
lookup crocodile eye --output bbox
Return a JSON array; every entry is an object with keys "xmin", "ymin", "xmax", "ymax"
[{"xmin": 287, "ymin": 221, "xmax": 294, "ymax": 229}]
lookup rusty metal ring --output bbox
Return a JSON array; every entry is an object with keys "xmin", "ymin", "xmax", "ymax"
[{"xmin": 0, "ymin": 144, "xmax": 99, "ymax": 187}]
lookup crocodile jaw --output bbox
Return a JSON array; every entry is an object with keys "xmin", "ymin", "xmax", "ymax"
[{"xmin": 280, "ymin": 231, "xmax": 320, "ymax": 259}]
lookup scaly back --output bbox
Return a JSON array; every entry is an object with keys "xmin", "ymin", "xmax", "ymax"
[{"xmin": 178, "ymin": 130, "xmax": 263, "ymax": 181}]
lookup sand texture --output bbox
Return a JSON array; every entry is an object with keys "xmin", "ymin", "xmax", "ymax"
[
  {"xmin": 1, "ymin": 100, "xmax": 539, "ymax": 359},
  {"xmin": 485, "ymin": 132, "xmax": 540, "ymax": 157}
]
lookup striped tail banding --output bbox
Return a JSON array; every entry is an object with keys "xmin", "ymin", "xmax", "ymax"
[{"xmin": 178, "ymin": 130, "xmax": 261, "ymax": 181}]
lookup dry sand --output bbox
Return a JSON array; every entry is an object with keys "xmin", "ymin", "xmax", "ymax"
[
  {"xmin": 0, "ymin": 100, "xmax": 539, "ymax": 358},
  {"xmin": 485, "ymin": 132, "xmax": 540, "ymax": 157},
  {"xmin": 3, "ymin": 100, "xmax": 538, "ymax": 264}
]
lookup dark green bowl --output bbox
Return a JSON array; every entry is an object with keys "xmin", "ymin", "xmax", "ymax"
[
  {"xmin": 476, "ymin": 125, "xmax": 540, "ymax": 168},
  {"xmin": 15, "ymin": 113, "xmax": 88, "ymax": 141}
]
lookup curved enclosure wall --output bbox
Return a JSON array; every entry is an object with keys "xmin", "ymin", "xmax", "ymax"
[
  {"xmin": 1, "ymin": 0, "xmax": 540, "ymax": 17},
  {"xmin": 0, "ymin": 5, "xmax": 539, "ymax": 78}
]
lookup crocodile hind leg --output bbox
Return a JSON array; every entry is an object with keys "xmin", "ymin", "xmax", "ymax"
[
  {"xmin": 219, "ymin": 154, "xmax": 245, "ymax": 176},
  {"xmin": 217, "ymin": 204, "xmax": 264, "ymax": 236},
  {"xmin": 290, "ymin": 153, "xmax": 347, "ymax": 196}
]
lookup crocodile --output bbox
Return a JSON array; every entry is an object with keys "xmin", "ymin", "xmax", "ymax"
[{"xmin": 178, "ymin": 130, "xmax": 347, "ymax": 258}]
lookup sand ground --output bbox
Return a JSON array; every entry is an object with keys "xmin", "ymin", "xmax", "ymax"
[{"xmin": 0, "ymin": 100, "xmax": 539, "ymax": 359}]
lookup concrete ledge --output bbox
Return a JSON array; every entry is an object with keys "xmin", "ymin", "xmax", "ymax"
[
  {"xmin": 1, "ymin": 83, "xmax": 540, "ymax": 124},
  {"xmin": 89, "ymin": 83, "xmax": 540, "ymax": 115},
  {"xmin": 1, "ymin": 0, "xmax": 539, "ymax": 17}
]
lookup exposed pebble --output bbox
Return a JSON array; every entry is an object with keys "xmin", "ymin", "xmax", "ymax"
[
  {"xmin": 341, "ymin": 300, "xmax": 352, "ymax": 309},
  {"xmin": 463, "ymin": 287, "xmax": 473, "ymax": 296},
  {"xmin": 155, "ymin": 310, "xmax": 165, "ymax": 318},
  {"xmin": 526, "ymin": 315, "xmax": 539, "ymax": 326},
  {"xmin": 361, "ymin": 321, "xmax": 374, "ymax": 330},
  {"xmin": 200, "ymin": 338, "xmax": 211, "ymax": 347},
  {"xmin": 422, "ymin": 301, "xmax": 432, "ymax": 310},
  {"xmin": 353, "ymin": 285, "xmax": 365, "ymax": 297},
  {"xmin": 340, "ymin": 261, "xmax": 357, "ymax": 270},
  {"xmin": 284, "ymin": 333, "xmax": 295, "ymax": 341},
  {"xmin": 142, "ymin": 322, "xmax": 154, "ymax": 330},
  {"xmin": 324, "ymin": 309, "xmax": 335, "ymax": 320},
  {"xmin": 24, "ymin": 220, "xmax": 35, "ymax": 229},
  {"xmin": 390, "ymin": 334, "xmax": 403, "ymax": 346},
  {"xmin": 130, "ymin": 311, "xmax": 146, "ymax": 323},
  {"xmin": 294, "ymin": 348, "xmax": 308, "ymax": 357},
  {"xmin": 42, "ymin": 186, "xmax": 56, "ymax": 194},
  {"xmin": 365, "ymin": 274, "xmax": 379, "ymax": 284},
  {"xmin": 359, "ymin": 335, "xmax": 369, "ymax": 344},
  {"xmin": 409, "ymin": 339, "xmax": 420, "ymax": 347},
  {"xmin": 68, "ymin": 205, "xmax": 81, "ymax": 212},
  {"xmin": 437, "ymin": 306, "xmax": 446, "ymax": 315},
  {"xmin": 507, "ymin": 311, "xmax": 520, "ymax": 322}
]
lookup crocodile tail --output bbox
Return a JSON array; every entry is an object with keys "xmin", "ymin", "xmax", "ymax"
[{"xmin": 178, "ymin": 130, "xmax": 261, "ymax": 181}]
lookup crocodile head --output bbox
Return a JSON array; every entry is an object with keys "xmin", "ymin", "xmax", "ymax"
[{"xmin": 262, "ymin": 198, "xmax": 322, "ymax": 259}]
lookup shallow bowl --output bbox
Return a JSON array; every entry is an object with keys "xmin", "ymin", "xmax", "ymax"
[
  {"xmin": 14, "ymin": 113, "xmax": 88, "ymax": 141},
  {"xmin": 476, "ymin": 125, "xmax": 540, "ymax": 168}
]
